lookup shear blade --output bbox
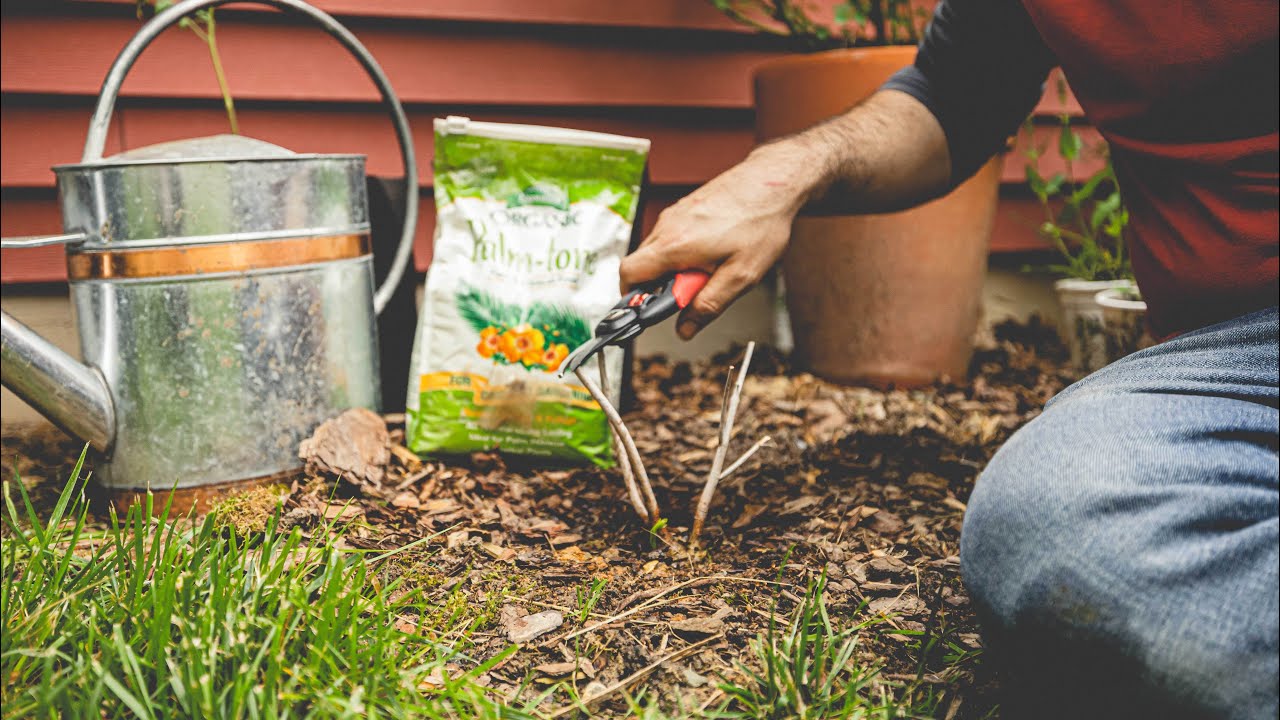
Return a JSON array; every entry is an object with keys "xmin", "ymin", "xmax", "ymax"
[
  {"xmin": 560, "ymin": 335, "xmax": 610, "ymax": 376},
  {"xmin": 561, "ymin": 322, "xmax": 638, "ymax": 376}
]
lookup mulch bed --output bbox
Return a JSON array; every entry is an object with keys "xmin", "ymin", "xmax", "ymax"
[{"xmin": 2, "ymin": 319, "xmax": 1077, "ymax": 718}]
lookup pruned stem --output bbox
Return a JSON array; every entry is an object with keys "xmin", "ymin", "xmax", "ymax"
[
  {"xmin": 596, "ymin": 354, "xmax": 650, "ymax": 524},
  {"xmin": 720, "ymin": 435, "xmax": 772, "ymax": 481},
  {"xmin": 691, "ymin": 342, "xmax": 755, "ymax": 542},
  {"xmin": 574, "ymin": 367, "xmax": 659, "ymax": 523}
]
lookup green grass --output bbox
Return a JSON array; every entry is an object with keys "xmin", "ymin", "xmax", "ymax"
[
  {"xmin": 1, "ymin": 449, "xmax": 532, "ymax": 719},
  {"xmin": 3, "ymin": 451, "xmax": 984, "ymax": 720},
  {"xmin": 626, "ymin": 575, "xmax": 961, "ymax": 720},
  {"xmin": 709, "ymin": 576, "xmax": 909, "ymax": 720}
]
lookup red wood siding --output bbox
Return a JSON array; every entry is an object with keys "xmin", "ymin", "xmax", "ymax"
[{"xmin": 1, "ymin": 1, "xmax": 1087, "ymax": 284}]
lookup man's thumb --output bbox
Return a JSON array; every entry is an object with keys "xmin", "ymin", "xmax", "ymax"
[{"xmin": 618, "ymin": 244, "xmax": 669, "ymax": 292}]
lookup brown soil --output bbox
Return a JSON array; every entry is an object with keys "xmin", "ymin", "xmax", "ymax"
[{"xmin": 1, "ymin": 319, "xmax": 1077, "ymax": 718}]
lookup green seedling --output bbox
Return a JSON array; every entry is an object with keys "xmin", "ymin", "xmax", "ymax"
[
  {"xmin": 575, "ymin": 577, "xmax": 608, "ymax": 624},
  {"xmin": 647, "ymin": 516, "xmax": 669, "ymax": 550}
]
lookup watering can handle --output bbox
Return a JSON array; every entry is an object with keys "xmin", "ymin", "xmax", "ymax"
[{"xmin": 81, "ymin": 0, "xmax": 418, "ymax": 315}]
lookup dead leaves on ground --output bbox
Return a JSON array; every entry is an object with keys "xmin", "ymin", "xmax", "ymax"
[{"xmin": 281, "ymin": 321, "xmax": 1072, "ymax": 716}]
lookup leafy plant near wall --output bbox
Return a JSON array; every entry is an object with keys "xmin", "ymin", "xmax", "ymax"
[
  {"xmin": 710, "ymin": 0, "xmax": 931, "ymax": 49},
  {"xmin": 137, "ymin": 0, "xmax": 239, "ymax": 133},
  {"xmin": 1023, "ymin": 76, "xmax": 1132, "ymax": 281}
]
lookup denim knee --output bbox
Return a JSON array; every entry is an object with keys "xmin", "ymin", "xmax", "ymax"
[
  {"xmin": 959, "ymin": 401, "xmax": 1096, "ymax": 624},
  {"xmin": 959, "ymin": 386, "xmax": 1279, "ymax": 719}
]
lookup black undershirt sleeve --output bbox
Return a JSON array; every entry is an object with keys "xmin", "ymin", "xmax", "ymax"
[{"xmin": 881, "ymin": 0, "xmax": 1058, "ymax": 184}]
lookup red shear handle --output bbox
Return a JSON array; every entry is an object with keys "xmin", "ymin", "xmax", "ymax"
[{"xmin": 671, "ymin": 271, "xmax": 710, "ymax": 309}]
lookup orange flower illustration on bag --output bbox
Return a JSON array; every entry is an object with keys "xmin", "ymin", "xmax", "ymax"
[
  {"xmin": 534, "ymin": 343, "xmax": 570, "ymax": 373},
  {"xmin": 499, "ymin": 325, "xmax": 545, "ymax": 363},
  {"xmin": 476, "ymin": 327, "xmax": 502, "ymax": 358},
  {"xmin": 457, "ymin": 287, "xmax": 593, "ymax": 373}
]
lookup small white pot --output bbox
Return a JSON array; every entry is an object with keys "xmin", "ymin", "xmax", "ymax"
[
  {"xmin": 1095, "ymin": 287, "xmax": 1155, "ymax": 363},
  {"xmin": 1054, "ymin": 278, "xmax": 1133, "ymax": 373}
]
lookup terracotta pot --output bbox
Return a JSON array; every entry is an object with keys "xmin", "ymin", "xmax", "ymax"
[{"xmin": 756, "ymin": 47, "xmax": 1001, "ymax": 387}]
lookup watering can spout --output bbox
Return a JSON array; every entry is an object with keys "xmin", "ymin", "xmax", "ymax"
[{"xmin": 1, "ymin": 310, "xmax": 115, "ymax": 453}]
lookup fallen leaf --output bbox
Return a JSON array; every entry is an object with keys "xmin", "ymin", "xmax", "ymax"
[
  {"xmin": 928, "ymin": 404, "xmax": 954, "ymax": 425},
  {"xmin": 868, "ymin": 595, "xmax": 927, "ymax": 617},
  {"xmin": 582, "ymin": 680, "xmax": 608, "ymax": 699},
  {"xmin": 743, "ymin": 375, "xmax": 793, "ymax": 401},
  {"xmin": 862, "ymin": 581, "xmax": 907, "ymax": 594},
  {"xmin": 781, "ymin": 495, "xmax": 820, "ymax": 515},
  {"xmin": 555, "ymin": 546, "xmax": 594, "ymax": 564},
  {"xmin": 390, "ymin": 444, "xmax": 422, "ymax": 470},
  {"xmin": 321, "ymin": 503, "xmax": 361, "ymax": 522},
  {"xmin": 524, "ymin": 518, "xmax": 570, "ymax": 536},
  {"xmin": 866, "ymin": 511, "xmax": 905, "ymax": 534},
  {"xmin": 505, "ymin": 610, "xmax": 563, "ymax": 643},
  {"xmin": 867, "ymin": 555, "xmax": 909, "ymax": 577},
  {"xmin": 731, "ymin": 503, "xmax": 768, "ymax": 529},
  {"xmin": 421, "ymin": 498, "xmax": 460, "ymax": 515},
  {"xmin": 535, "ymin": 660, "xmax": 591, "ymax": 676},
  {"xmin": 906, "ymin": 472, "xmax": 948, "ymax": 491},
  {"xmin": 447, "ymin": 529, "xmax": 470, "ymax": 549},
  {"xmin": 392, "ymin": 491, "xmax": 420, "ymax": 509},
  {"xmin": 669, "ymin": 616, "xmax": 724, "ymax": 635},
  {"xmin": 498, "ymin": 604, "xmax": 522, "ymax": 627},
  {"xmin": 641, "ymin": 559, "xmax": 670, "ymax": 577},
  {"xmin": 805, "ymin": 398, "xmax": 848, "ymax": 441},
  {"xmin": 480, "ymin": 542, "xmax": 515, "ymax": 561},
  {"xmin": 676, "ymin": 449, "xmax": 708, "ymax": 464},
  {"xmin": 683, "ymin": 667, "xmax": 709, "ymax": 688}
]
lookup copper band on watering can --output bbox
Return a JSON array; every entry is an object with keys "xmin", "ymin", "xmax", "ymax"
[{"xmin": 66, "ymin": 233, "xmax": 372, "ymax": 281}]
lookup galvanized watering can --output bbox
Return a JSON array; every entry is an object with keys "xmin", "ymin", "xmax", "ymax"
[{"xmin": 0, "ymin": 0, "xmax": 418, "ymax": 502}]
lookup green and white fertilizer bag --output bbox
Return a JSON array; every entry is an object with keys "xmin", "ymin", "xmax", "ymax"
[{"xmin": 406, "ymin": 117, "xmax": 650, "ymax": 466}]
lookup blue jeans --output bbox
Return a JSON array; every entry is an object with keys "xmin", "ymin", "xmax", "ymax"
[{"xmin": 963, "ymin": 306, "xmax": 1279, "ymax": 720}]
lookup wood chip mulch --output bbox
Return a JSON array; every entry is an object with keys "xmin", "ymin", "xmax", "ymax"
[{"xmin": 2, "ymin": 318, "xmax": 1077, "ymax": 718}]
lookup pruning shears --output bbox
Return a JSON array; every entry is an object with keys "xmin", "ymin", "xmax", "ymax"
[{"xmin": 560, "ymin": 270, "xmax": 710, "ymax": 376}]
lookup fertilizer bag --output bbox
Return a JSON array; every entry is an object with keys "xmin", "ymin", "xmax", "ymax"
[{"xmin": 406, "ymin": 117, "xmax": 650, "ymax": 466}]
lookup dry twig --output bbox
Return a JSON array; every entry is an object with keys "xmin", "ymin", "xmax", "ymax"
[
  {"xmin": 546, "ymin": 633, "xmax": 723, "ymax": 718},
  {"xmin": 691, "ymin": 342, "xmax": 756, "ymax": 542},
  {"xmin": 597, "ymin": 354, "xmax": 653, "ymax": 524},
  {"xmin": 553, "ymin": 574, "xmax": 791, "ymax": 645},
  {"xmin": 719, "ymin": 434, "xmax": 772, "ymax": 480},
  {"xmin": 574, "ymin": 367, "xmax": 659, "ymax": 523}
]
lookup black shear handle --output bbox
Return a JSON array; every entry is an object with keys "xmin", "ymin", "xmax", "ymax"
[{"xmin": 594, "ymin": 270, "xmax": 710, "ymax": 341}]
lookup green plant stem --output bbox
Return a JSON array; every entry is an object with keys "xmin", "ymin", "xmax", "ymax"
[
  {"xmin": 1053, "ymin": 226, "xmax": 1094, "ymax": 247},
  {"xmin": 202, "ymin": 10, "xmax": 239, "ymax": 135},
  {"xmin": 768, "ymin": 0, "xmax": 807, "ymax": 39},
  {"xmin": 715, "ymin": 1, "xmax": 789, "ymax": 36},
  {"xmin": 868, "ymin": 0, "xmax": 886, "ymax": 45},
  {"xmin": 1061, "ymin": 148, "xmax": 1094, "ymax": 242}
]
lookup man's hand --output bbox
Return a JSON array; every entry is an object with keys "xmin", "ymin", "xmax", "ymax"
[
  {"xmin": 619, "ymin": 90, "xmax": 952, "ymax": 340},
  {"xmin": 620, "ymin": 140, "xmax": 825, "ymax": 339}
]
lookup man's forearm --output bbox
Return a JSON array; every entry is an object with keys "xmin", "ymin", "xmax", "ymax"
[
  {"xmin": 619, "ymin": 86, "xmax": 954, "ymax": 336},
  {"xmin": 754, "ymin": 89, "xmax": 954, "ymax": 216}
]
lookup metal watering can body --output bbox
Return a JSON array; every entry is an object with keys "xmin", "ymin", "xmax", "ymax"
[{"xmin": 0, "ymin": 0, "xmax": 418, "ymax": 495}]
